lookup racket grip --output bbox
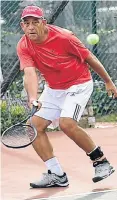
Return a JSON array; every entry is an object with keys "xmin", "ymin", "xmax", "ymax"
[
  {"xmin": 31, "ymin": 106, "xmax": 38, "ymax": 116},
  {"xmin": 31, "ymin": 101, "xmax": 38, "ymax": 116}
]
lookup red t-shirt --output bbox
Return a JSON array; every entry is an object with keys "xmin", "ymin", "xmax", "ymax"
[{"xmin": 17, "ymin": 24, "xmax": 92, "ymax": 89}]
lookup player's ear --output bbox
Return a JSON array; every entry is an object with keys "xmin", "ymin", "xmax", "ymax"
[{"xmin": 42, "ymin": 19, "xmax": 47, "ymax": 25}]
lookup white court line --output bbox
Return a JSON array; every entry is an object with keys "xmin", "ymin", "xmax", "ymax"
[{"xmin": 32, "ymin": 188, "xmax": 117, "ymax": 200}]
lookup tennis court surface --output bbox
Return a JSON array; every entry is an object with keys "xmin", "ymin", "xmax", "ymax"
[
  {"xmin": 1, "ymin": 127, "xmax": 117, "ymax": 200},
  {"xmin": 35, "ymin": 190, "xmax": 117, "ymax": 200}
]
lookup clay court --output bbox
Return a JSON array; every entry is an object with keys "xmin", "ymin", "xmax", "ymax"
[{"xmin": 1, "ymin": 126, "xmax": 117, "ymax": 200}]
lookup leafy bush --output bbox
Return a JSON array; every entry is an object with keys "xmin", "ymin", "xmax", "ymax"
[
  {"xmin": 8, "ymin": 73, "xmax": 24, "ymax": 98},
  {"xmin": 1, "ymin": 99, "xmax": 59, "ymax": 134},
  {"xmin": 96, "ymin": 114, "xmax": 117, "ymax": 122},
  {"xmin": 1, "ymin": 100, "xmax": 27, "ymax": 133},
  {"xmin": 92, "ymin": 81, "xmax": 117, "ymax": 116}
]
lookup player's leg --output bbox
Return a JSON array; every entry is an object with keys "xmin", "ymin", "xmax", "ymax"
[
  {"xmin": 30, "ymin": 87, "xmax": 69, "ymax": 188},
  {"xmin": 60, "ymin": 117, "xmax": 96, "ymax": 153},
  {"xmin": 59, "ymin": 80, "xmax": 115, "ymax": 182},
  {"xmin": 60, "ymin": 80, "xmax": 95, "ymax": 152},
  {"xmin": 29, "ymin": 115, "xmax": 53, "ymax": 161}
]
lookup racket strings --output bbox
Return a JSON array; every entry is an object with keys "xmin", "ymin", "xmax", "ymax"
[{"xmin": 2, "ymin": 125, "xmax": 35, "ymax": 147}]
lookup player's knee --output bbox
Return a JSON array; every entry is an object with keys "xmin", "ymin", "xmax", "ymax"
[
  {"xmin": 59, "ymin": 117, "xmax": 76, "ymax": 132},
  {"xmin": 36, "ymin": 125, "xmax": 46, "ymax": 134},
  {"xmin": 27, "ymin": 117, "xmax": 47, "ymax": 134}
]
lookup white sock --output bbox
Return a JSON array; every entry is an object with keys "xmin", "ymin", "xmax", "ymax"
[{"xmin": 45, "ymin": 157, "xmax": 64, "ymax": 176}]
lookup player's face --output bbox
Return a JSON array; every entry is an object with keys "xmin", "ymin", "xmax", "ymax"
[{"xmin": 21, "ymin": 17, "xmax": 46, "ymax": 42}]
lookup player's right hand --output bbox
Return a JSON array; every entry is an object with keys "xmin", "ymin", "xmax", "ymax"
[
  {"xmin": 105, "ymin": 81, "xmax": 117, "ymax": 99},
  {"xmin": 29, "ymin": 100, "xmax": 42, "ymax": 110}
]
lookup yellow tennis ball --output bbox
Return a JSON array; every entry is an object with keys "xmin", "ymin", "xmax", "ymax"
[{"xmin": 87, "ymin": 34, "xmax": 99, "ymax": 45}]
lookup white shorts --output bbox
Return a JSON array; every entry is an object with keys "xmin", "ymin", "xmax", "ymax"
[{"xmin": 35, "ymin": 80, "xmax": 93, "ymax": 128}]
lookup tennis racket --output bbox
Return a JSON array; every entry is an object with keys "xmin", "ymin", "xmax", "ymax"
[{"xmin": 1, "ymin": 104, "xmax": 38, "ymax": 149}]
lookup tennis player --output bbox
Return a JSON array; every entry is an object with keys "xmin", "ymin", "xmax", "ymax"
[{"xmin": 17, "ymin": 5, "xmax": 117, "ymax": 188}]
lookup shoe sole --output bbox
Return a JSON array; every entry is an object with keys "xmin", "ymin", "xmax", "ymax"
[
  {"xmin": 92, "ymin": 167, "xmax": 115, "ymax": 183},
  {"xmin": 30, "ymin": 182, "xmax": 69, "ymax": 188}
]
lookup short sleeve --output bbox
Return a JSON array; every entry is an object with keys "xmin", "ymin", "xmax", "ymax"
[
  {"xmin": 66, "ymin": 34, "xmax": 91, "ymax": 62},
  {"xmin": 17, "ymin": 42, "xmax": 36, "ymax": 71}
]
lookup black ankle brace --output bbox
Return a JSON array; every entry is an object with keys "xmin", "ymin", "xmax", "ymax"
[
  {"xmin": 87, "ymin": 147, "xmax": 104, "ymax": 161},
  {"xmin": 93, "ymin": 158, "xmax": 108, "ymax": 167}
]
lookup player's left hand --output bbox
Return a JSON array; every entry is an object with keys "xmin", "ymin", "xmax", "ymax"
[{"xmin": 105, "ymin": 81, "xmax": 117, "ymax": 99}]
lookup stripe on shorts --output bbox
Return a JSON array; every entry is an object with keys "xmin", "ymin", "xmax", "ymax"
[{"xmin": 73, "ymin": 104, "xmax": 81, "ymax": 121}]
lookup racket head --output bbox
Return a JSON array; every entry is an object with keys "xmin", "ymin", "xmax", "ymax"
[{"xmin": 1, "ymin": 123, "xmax": 37, "ymax": 149}]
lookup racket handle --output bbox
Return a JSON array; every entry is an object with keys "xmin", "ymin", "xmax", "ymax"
[{"xmin": 31, "ymin": 101, "xmax": 38, "ymax": 116}]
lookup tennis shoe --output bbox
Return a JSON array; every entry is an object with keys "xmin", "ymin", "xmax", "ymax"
[
  {"xmin": 30, "ymin": 170, "xmax": 69, "ymax": 188},
  {"xmin": 93, "ymin": 158, "xmax": 115, "ymax": 183}
]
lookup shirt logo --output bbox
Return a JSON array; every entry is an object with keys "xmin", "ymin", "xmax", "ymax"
[{"xmin": 70, "ymin": 93, "xmax": 75, "ymax": 96}]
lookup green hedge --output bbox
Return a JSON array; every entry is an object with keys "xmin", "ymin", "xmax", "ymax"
[
  {"xmin": 1, "ymin": 101, "xmax": 27, "ymax": 133},
  {"xmin": 92, "ymin": 84, "xmax": 117, "ymax": 116},
  {"xmin": 1, "ymin": 100, "xmax": 58, "ymax": 134}
]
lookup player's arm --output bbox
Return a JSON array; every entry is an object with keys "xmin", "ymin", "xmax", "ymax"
[
  {"xmin": 85, "ymin": 54, "xmax": 111, "ymax": 83},
  {"xmin": 85, "ymin": 53, "xmax": 117, "ymax": 98},
  {"xmin": 23, "ymin": 67, "xmax": 38, "ymax": 104},
  {"xmin": 17, "ymin": 42, "xmax": 41, "ymax": 106}
]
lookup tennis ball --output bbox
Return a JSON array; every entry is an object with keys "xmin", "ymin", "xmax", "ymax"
[{"xmin": 87, "ymin": 34, "xmax": 99, "ymax": 45}]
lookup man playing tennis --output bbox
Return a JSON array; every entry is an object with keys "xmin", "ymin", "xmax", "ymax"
[{"xmin": 17, "ymin": 5, "xmax": 117, "ymax": 188}]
